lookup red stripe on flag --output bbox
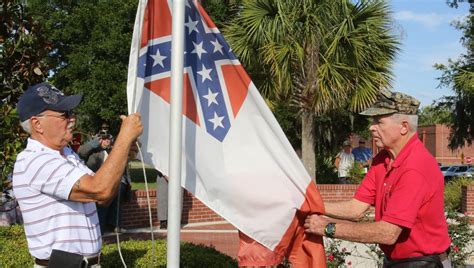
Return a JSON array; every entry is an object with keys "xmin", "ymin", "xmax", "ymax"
[
  {"xmin": 141, "ymin": 0, "xmax": 172, "ymax": 48},
  {"xmin": 145, "ymin": 75, "xmax": 200, "ymax": 126},
  {"xmin": 221, "ymin": 64, "xmax": 250, "ymax": 117},
  {"xmin": 238, "ymin": 182, "xmax": 326, "ymax": 267}
]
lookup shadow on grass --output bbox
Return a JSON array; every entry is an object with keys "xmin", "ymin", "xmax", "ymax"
[{"xmin": 129, "ymin": 160, "xmax": 160, "ymax": 183}]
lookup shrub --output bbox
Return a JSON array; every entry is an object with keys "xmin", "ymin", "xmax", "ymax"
[
  {"xmin": 446, "ymin": 210, "xmax": 474, "ymax": 266},
  {"xmin": 444, "ymin": 177, "xmax": 473, "ymax": 211},
  {"xmin": 348, "ymin": 162, "xmax": 366, "ymax": 184},
  {"xmin": 324, "ymin": 238, "xmax": 351, "ymax": 268},
  {"xmin": 0, "ymin": 225, "xmax": 237, "ymax": 267},
  {"xmin": 363, "ymin": 243, "xmax": 384, "ymax": 266}
]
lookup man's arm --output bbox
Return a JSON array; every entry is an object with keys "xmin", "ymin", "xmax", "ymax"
[
  {"xmin": 324, "ymin": 198, "xmax": 371, "ymax": 221},
  {"xmin": 304, "ymin": 214, "xmax": 402, "ymax": 245},
  {"xmin": 69, "ymin": 114, "xmax": 143, "ymax": 205},
  {"xmin": 334, "ymin": 156, "xmax": 341, "ymax": 169}
]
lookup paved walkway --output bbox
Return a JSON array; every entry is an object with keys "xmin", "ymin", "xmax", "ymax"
[{"xmin": 103, "ymin": 221, "xmax": 239, "ymax": 258}]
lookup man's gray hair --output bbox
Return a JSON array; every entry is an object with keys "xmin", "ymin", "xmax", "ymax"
[
  {"xmin": 20, "ymin": 119, "xmax": 32, "ymax": 134},
  {"xmin": 392, "ymin": 113, "xmax": 418, "ymax": 132}
]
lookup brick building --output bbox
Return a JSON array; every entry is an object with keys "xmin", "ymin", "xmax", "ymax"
[{"xmin": 418, "ymin": 124, "xmax": 474, "ymax": 165}]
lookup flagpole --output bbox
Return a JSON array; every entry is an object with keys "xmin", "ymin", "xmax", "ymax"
[{"xmin": 168, "ymin": 0, "xmax": 186, "ymax": 267}]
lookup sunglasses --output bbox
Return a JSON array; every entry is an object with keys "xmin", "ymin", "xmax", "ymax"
[{"xmin": 36, "ymin": 111, "xmax": 75, "ymax": 120}]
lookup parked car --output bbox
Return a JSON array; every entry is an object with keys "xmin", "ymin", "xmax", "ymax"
[
  {"xmin": 452, "ymin": 166, "xmax": 474, "ymax": 178},
  {"xmin": 444, "ymin": 165, "xmax": 471, "ymax": 182},
  {"xmin": 440, "ymin": 166, "xmax": 451, "ymax": 175}
]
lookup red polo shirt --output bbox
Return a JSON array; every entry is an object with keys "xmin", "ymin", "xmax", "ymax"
[{"xmin": 354, "ymin": 134, "xmax": 450, "ymax": 259}]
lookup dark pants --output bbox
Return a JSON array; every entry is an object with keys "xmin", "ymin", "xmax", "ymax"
[
  {"xmin": 338, "ymin": 177, "xmax": 351, "ymax": 184},
  {"xmin": 97, "ymin": 182, "xmax": 128, "ymax": 233}
]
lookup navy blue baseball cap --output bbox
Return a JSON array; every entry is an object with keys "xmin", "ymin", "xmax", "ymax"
[{"xmin": 17, "ymin": 82, "xmax": 83, "ymax": 121}]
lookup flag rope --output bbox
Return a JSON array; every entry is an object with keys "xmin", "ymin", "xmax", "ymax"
[
  {"xmin": 114, "ymin": 181, "xmax": 127, "ymax": 268},
  {"xmin": 113, "ymin": 142, "xmax": 157, "ymax": 267},
  {"xmin": 123, "ymin": 0, "xmax": 157, "ymax": 266},
  {"xmin": 137, "ymin": 143, "xmax": 157, "ymax": 265}
]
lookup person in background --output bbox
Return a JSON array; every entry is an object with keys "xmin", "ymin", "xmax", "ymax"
[
  {"xmin": 334, "ymin": 140, "xmax": 354, "ymax": 184},
  {"xmin": 78, "ymin": 127, "xmax": 130, "ymax": 234},
  {"xmin": 157, "ymin": 171, "xmax": 168, "ymax": 229},
  {"xmin": 352, "ymin": 139, "xmax": 373, "ymax": 174},
  {"xmin": 13, "ymin": 82, "xmax": 142, "ymax": 267},
  {"xmin": 305, "ymin": 89, "xmax": 451, "ymax": 267},
  {"xmin": 100, "ymin": 122, "xmax": 110, "ymax": 135}
]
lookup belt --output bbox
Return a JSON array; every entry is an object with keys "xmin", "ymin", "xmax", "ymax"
[
  {"xmin": 384, "ymin": 251, "xmax": 449, "ymax": 267},
  {"xmin": 35, "ymin": 256, "xmax": 99, "ymax": 266}
]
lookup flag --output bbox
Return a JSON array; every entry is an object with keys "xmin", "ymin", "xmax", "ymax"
[{"xmin": 127, "ymin": 0, "xmax": 326, "ymax": 266}]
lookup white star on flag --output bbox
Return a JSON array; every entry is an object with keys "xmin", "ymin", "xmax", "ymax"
[
  {"xmin": 191, "ymin": 41, "xmax": 207, "ymax": 59},
  {"xmin": 151, "ymin": 49, "xmax": 167, "ymax": 67},
  {"xmin": 197, "ymin": 64, "xmax": 212, "ymax": 82},
  {"xmin": 203, "ymin": 88, "xmax": 219, "ymax": 106},
  {"xmin": 184, "ymin": 17, "xmax": 199, "ymax": 34},
  {"xmin": 208, "ymin": 112, "xmax": 225, "ymax": 130},
  {"xmin": 210, "ymin": 39, "xmax": 223, "ymax": 54}
]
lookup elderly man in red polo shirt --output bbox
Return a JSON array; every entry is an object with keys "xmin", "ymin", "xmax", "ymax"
[{"xmin": 304, "ymin": 89, "xmax": 451, "ymax": 268}]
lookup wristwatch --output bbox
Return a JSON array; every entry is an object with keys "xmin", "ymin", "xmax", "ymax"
[{"xmin": 324, "ymin": 223, "xmax": 336, "ymax": 238}]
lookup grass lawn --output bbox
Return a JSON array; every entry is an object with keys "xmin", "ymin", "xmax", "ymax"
[
  {"xmin": 131, "ymin": 182, "xmax": 157, "ymax": 190},
  {"xmin": 0, "ymin": 225, "xmax": 237, "ymax": 267}
]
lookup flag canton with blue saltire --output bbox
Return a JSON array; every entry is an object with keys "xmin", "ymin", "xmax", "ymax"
[{"xmin": 137, "ymin": 0, "xmax": 240, "ymax": 142}]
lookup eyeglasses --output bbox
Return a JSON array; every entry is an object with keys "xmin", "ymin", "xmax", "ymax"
[{"xmin": 36, "ymin": 111, "xmax": 75, "ymax": 120}]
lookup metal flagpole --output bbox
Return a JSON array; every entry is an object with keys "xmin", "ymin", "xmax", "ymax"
[{"xmin": 167, "ymin": 0, "xmax": 185, "ymax": 267}]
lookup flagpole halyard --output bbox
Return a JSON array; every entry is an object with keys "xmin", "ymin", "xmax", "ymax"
[{"xmin": 168, "ymin": 0, "xmax": 186, "ymax": 267}]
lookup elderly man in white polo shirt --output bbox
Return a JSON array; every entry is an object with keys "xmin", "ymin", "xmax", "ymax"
[{"xmin": 13, "ymin": 82, "xmax": 143, "ymax": 267}]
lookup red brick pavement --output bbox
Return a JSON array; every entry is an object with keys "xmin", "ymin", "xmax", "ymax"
[{"xmin": 104, "ymin": 222, "xmax": 239, "ymax": 259}]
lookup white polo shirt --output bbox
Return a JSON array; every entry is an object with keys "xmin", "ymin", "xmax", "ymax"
[{"xmin": 13, "ymin": 138, "xmax": 101, "ymax": 260}]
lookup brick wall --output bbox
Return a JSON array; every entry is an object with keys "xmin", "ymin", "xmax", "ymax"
[
  {"xmin": 122, "ymin": 184, "xmax": 474, "ymax": 229},
  {"xmin": 122, "ymin": 189, "xmax": 225, "ymax": 228},
  {"xmin": 462, "ymin": 184, "xmax": 474, "ymax": 219},
  {"xmin": 122, "ymin": 190, "xmax": 159, "ymax": 228},
  {"xmin": 317, "ymin": 184, "xmax": 357, "ymax": 201}
]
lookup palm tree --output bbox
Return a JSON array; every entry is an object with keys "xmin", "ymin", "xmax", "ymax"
[{"xmin": 224, "ymin": 0, "xmax": 400, "ymax": 180}]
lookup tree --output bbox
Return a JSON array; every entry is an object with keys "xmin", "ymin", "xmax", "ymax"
[
  {"xmin": 435, "ymin": 1, "xmax": 473, "ymax": 149},
  {"xmin": 418, "ymin": 105, "xmax": 452, "ymax": 126},
  {"xmin": 223, "ymin": 0, "xmax": 399, "ymax": 179},
  {"xmin": 200, "ymin": 0, "xmax": 241, "ymax": 28},
  {"xmin": 27, "ymin": 0, "xmax": 138, "ymax": 135},
  {"xmin": 0, "ymin": 0, "xmax": 50, "ymax": 188}
]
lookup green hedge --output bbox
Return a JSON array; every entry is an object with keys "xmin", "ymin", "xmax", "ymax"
[
  {"xmin": 444, "ymin": 177, "xmax": 473, "ymax": 211},
  {"xmin": 0, "ymin": 225, "xmax": 237, "ymax": 267},
  {"xmin": 129, "ymin": 160, "xmax": 161, "ymax": 183}
]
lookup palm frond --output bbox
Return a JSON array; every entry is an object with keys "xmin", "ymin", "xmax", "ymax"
[{"xmin": 223, "ymin": 0, "xmax": 401, "ymax": 114}]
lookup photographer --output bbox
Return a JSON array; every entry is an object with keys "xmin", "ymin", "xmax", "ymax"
[
  {"xmin": 78, "ymin": 126, "xmax": 130, "ymax": 234},
  {"xmin": 78, "ymin": 129, "xmax": 113, "ymax": 172}
]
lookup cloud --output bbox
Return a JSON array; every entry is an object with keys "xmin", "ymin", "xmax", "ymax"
[{"xmin": 394, "ymin": 11, "xmax": 459, "ymax": 28}]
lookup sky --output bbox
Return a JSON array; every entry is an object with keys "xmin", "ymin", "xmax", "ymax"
[{"xmin": 390, "ymin": 0, "xmax": 469, "ymax": 107}]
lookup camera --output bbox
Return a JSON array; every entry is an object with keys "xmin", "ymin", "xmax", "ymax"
[{"xmin": 99, "ymin": 130, "xmax": 111, "ymax": 140}]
